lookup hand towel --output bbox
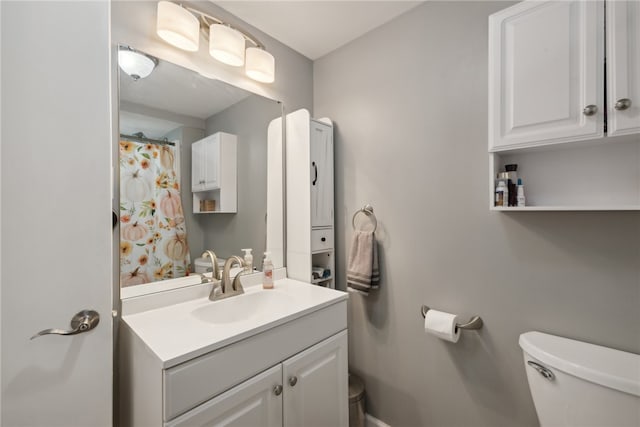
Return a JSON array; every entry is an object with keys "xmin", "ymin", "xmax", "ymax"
[{"xmin": 347, "ymin": 230, "xmax": 380, "ymax": 296}]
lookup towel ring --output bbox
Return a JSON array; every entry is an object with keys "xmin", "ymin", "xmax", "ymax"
[{"xmin": 352, "ymin": 204, "xmax": 377, "ymax": 232}]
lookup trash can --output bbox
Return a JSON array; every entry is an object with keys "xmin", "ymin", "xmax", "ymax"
[{"xmin": 349, "ymin": 374, "xmax": 365, "ymax": 427}]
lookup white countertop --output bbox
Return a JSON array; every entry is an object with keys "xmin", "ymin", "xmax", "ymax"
[{"xmin": 122, "ymin": 278, "xmax": 348, "ymax": 367}]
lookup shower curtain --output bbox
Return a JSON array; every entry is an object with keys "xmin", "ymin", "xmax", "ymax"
[{"xmin": 119, "ymin": 139, "xmax": 191, "ymax": 287}]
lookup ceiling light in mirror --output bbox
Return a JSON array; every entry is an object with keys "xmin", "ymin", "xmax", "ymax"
[
  {"xmin": 156, "ymin": 0, "xmax": 200, "ymax": 52},
  {"xmin": 118, "ymin": 47, "xmax": 158, "ymax": 81},
  {"xmin": 245, "ymin": 47, "xmax": 275, "ymax": 83},
  {"xmin": 209, "ymin": 24, "xmax": 246, "ymax": 66}
]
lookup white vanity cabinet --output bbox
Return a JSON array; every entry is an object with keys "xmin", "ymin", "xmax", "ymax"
[
  {"xmin": 191, "ymin": 132, "xmax": 237, "ymax": 213},
  {"xmin": 286, "ymin": 109, "xmax": 336, "ymax": 288},
  {"xmin": 119, "ymin": 281, "xmax": 348, "ymax": 427},
  {"xmin": 167, "ymin": 332, "xmax": 348, "ymax": 427},
  {"xmin": 488, "ymin": 0, "xmax": 640, "ymax": 210}
]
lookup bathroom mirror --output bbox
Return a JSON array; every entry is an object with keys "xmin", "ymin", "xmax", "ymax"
[{"xmin": 117, "ymin": 46, "xmax": 283, "ymax": 298}]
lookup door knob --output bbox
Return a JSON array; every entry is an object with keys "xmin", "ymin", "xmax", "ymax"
[
  {"xmin": 30, "ymin": 310, "xmax": 100, "ymax": 340},
  {"xmin": 288, "ymin": 376, "xmax": 298, "ymax": 387},
  {"xmin": 583, "ymin": 105, "xmax": 598, "ymax": 116},
  {"xmin": 273, "ymin": 385, "xmax": 283, "ymax": 396},
  {"xmin": 615, "ymin": 98, "xmax": 632, "ymax": 111}
]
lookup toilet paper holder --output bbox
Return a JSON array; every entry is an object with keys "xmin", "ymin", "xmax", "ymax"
[{"xmin": 421, "ymin": 305, "xmax": 483, "ymax": 331}]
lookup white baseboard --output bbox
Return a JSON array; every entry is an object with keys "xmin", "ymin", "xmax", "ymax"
[{"xmin": 366, "ymin": 413, "xmax": 391, "ymax": 427}]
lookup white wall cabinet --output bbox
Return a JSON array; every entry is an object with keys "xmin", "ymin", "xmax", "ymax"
[
  {"xmin": 191, "ymin": 132, "xmax": 237, "ymax": 213},
  {"xmin": 488, "ymin": 0, "xmax": 640, "ymax": 210},
  {"xmin": 286, "ymin": 109, "xmax": 336, "ymax": 288}
]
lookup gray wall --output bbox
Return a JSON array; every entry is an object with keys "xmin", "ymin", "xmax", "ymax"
[
  {"xmin": 202, "ymin": 96, "xmax": 282, "ymax": 264},
  {"xmin": 313, "ymin": 2, "xmax": 640, "ymax": 426}
]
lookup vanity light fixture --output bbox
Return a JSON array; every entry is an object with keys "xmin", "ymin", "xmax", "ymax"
[
  {"xmin": 155, "ymin": 1, "xmax": 275, "ymax": 83},
  {"xmin": 118, "ymin": 46, "xmax": 158, "ymax": 81}
]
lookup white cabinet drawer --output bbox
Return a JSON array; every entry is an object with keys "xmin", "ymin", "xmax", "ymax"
[{"xmin": 311, "ymin": 228, "xmax": 333, "ymax": 253}]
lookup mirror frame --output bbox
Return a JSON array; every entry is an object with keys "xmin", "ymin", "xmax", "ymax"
[{"xmin": 113, "ymin": 44, "xmax": 287, "ymax": 300}]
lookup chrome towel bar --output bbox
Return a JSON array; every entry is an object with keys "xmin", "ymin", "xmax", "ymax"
[{"xmin": 421, "ymin": 305, "xmax": 483, "ymax": 331}]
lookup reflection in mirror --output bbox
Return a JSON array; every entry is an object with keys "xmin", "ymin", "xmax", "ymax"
[{"xmin": 117, "ymin": 46, "xmax": 283, "ymax": 296}]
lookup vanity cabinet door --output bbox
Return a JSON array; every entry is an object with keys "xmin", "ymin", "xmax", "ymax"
[
  {"xmin": 202, "ymin": 136, "xmax": 220, "ymax": 191},
  {"xmin": 488, "ymin": 0, "xmax": 604, "ymax": 150},
  {"xmin": 607, "ymin": 0, "xmax": 640, "ymax": 136},
  {"xmin": 282, "ymin": 330, "xmax": 348, "ymax": 427},
  {"xmin": 310, "ymin": 121, "xmax": 333, "ymax": 228},
  {"xmin": 165, "ymin": 365, "xmax": 283, "ymax": 427}
]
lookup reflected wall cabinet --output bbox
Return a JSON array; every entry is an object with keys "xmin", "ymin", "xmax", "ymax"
[
  {"xmin": 286, "ymin": 109, "xmax": 335, "ymax": 288},
  {"xmin": 191, "ymin": 132, "xmax": 237, "ymax": 213},
  {"xmin": 488, "ymin": 0, "xmax": 640, "ymax": 210}
]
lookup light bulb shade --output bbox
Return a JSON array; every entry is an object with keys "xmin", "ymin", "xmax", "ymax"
[
  {"xmin": 118, "ymin": 48, "xmax": 158, "ymax": 80},
  {"xmin": 156, "ymin": 1, "xmax": 199, "ymax": 52},
  {"xmin": 209, "ymin": 24, "xmax": 245, "ymax": 66},
  {"xmin": 245, "ymin": 47, "xmax": 275, "ymax": 83}
]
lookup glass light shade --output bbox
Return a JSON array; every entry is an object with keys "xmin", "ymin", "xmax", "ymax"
[
  {"xmin": 245, "ymin": 47, "xmax": 275, "ymax": 83},
  {"xmin": 118, "ymin": 49, "xmax": 157, "ymax": 80},
  {"xmin": 209, "ymin": 24, "xmax": 245, "ymax": 66},
  {"xmin": 156, "ymin": 1, "xmax": 199, "ymax": 52}
]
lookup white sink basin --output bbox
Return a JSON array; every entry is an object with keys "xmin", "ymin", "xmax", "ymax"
[{"xmin": 191, "ymin": 289, "xmax": 296, "ymax": 324}]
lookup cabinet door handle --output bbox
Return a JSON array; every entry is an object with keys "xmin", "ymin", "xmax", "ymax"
[
  {"xmin": 273, "ymin": 385, "xmax": 283, "ymax": 396},
  {"xmin": 321, "ymin": 237, "xmax": 326, "ymax": 242},
  {"xmin": 288, "ymin": 376, "xmax": 298, "ymax": 387},
  {"xmin": 312, "ymin": 162, "xmax": 317, "ymax": 186},
  {"xmin": 615, "ymin": 98, "xmax": 632, "ymax": 111},
  {"xmin": 583, "ymin": 104, "xmax": 598, "ymax": 116}
]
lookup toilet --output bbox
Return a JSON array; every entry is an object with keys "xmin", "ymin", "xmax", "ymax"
[{"xmin": 519, "ymin": 331, "xmax": 640, "ymax": 427}]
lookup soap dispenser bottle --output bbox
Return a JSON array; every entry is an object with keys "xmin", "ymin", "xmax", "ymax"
[
  {"xmin": 262, "ymin": 252, "xmax": 274, "ymax": 289},
  {"xmin": 242, "ymin": 248, "xmax": 253, "ymax": 272}
]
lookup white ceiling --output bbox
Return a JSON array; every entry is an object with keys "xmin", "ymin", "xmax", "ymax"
[{"xmin": 214, "ymin": 1, "xmax": 424, "ymax": 60}]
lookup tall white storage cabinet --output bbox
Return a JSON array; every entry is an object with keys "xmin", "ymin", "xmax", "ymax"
[
  {"xmin": 191, "ymin": 132, "xmax": 237, "ymax": 213},
  {"xmin": 488, "ymin": 0, "xmax": 640, "ymax": 210},
  {"xmin": 286, "ymin": 109, "xmax": 335, "ymax": 288}
]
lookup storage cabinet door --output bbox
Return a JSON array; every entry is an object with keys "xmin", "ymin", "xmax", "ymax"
[
  {"xmin": 310, "ymin": 122, "xmax": 333, "ymax": 228},
  {"xmin": 203, "ymin": 137, "xmax": 220, "ymax": 190},
  {"xmin": 166, "ymin": 365, "xmax": 283, "ymax": 427},
  {"xmin": 282, "ymin": 330, "xmax": 348, "ymax": 427},
  {"xmin": 192, "ymin": 140, "xmax": 204, "ymax": 191},
  {"xmin": 489, "ymin": 0, "xmax": 604, "ymax": 150},
  {"xmin": 607, "ymin": 0, "xmax": 640, "ymax": 136}
]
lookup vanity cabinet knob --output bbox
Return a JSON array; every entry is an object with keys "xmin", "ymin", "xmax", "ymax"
[
  {"xmin": 321, "ymin": 237, "xmax": 326, "ymax": 242},
  {"xmin": 273, "ymin": 385, "xmax": 283, "ymax": 396},
  {"xmin": 288, "ymin": 376, "xmax": 298, "ymax": 387},
  {"xmin": 583, "ymin": 104, "xmax": 598, "ymax": 116},
  {"xmin": 615, "ymin": 98, "xmax": 632, "ymax": 111}
]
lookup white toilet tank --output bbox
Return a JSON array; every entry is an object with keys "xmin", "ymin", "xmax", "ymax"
[{"xmin": 519, "ymin": 331, "xmax": 640, "ymax": 427}]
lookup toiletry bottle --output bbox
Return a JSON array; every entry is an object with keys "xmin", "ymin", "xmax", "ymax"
[
  {"xmin": 262, "ymin": 252, "xmax": 274, "ymax": 289},
  {"xmin": 242, "ymin": 248, "xmax": 253, "ymax": 272},
  {"xmin": 495, "ymin": 179, "xmax": 508, "ymax": 207},
  {"xmin": 505, "ymin": 164, "xmax": 518, "ymax": 206},
  {"xmin": 517, "ymin": 178, "xmax": 526, "ymax": 207}
]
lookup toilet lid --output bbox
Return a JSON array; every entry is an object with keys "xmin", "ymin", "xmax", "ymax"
[{"xmin": 519, "ymin": 331, "xmax": 640, "ymax": 397}]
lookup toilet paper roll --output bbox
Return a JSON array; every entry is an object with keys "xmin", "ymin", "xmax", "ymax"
[{"xmin": 424, "ymin": 309, "xmax": 460, "ymax": 343}]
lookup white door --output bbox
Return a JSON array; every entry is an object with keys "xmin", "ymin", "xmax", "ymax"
[
  {"xmin": 310, "ymin": 122, "xmax": 333, "ymax": 228},
  {"xmin": 167, "ymin": 365, "xmax": 283, "ymax": 427},
  {"xmin": 192, "ymin": 139, "xmax": 205, "ymax": 191},
  {"xmin": 203, "ymin": 135, "xmax": 220, "ymax": 190},
  {"xmin": 607, "ymin": 0, "xmax": 640, "ymax": 136},
  {"xmin": 283, "ymin": 331, "xmax": 348, "ymax": 427},
  {"xmin": 1, "ymin": 2, "xmax": 113, "ymax": 426},
  {"xmin": 489, "ymin": 0, "xmax": 604, "ymax": 150}
]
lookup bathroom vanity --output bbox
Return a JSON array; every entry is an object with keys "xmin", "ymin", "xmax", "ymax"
[{"xmin": 119, "ymin": 274, "xmax": 348, "ymax": 426}]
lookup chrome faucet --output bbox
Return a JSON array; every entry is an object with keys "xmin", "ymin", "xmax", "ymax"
[
  {"xmin": 222, "ymin": 256, "xmax": 246, "ymax": 295},
  {"xmin": 201, "ymin": 250, "xmax": 221, "ymax": 281}
]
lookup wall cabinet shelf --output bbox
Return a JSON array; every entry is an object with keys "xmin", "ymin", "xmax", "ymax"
[
  {"xmin": 488, "ymin": 0, "xmax": 640, "ymax": 211},
  {"xmin": 286, "ymin": 109, "xmax": 336, "ymax": 288},
  {"xmin": 191, "ymin": 132, "xmax": 237, "ymax": 214}
]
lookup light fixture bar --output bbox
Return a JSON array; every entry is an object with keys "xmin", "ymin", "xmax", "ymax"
[{"xmin": 183, "ymin": 6, "xmax": 265, "ymax": 50}]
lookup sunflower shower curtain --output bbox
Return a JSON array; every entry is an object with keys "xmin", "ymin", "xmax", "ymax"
[{"xmin": 119, "ymin": 139, "xmax": 191, "ymax": 287}]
